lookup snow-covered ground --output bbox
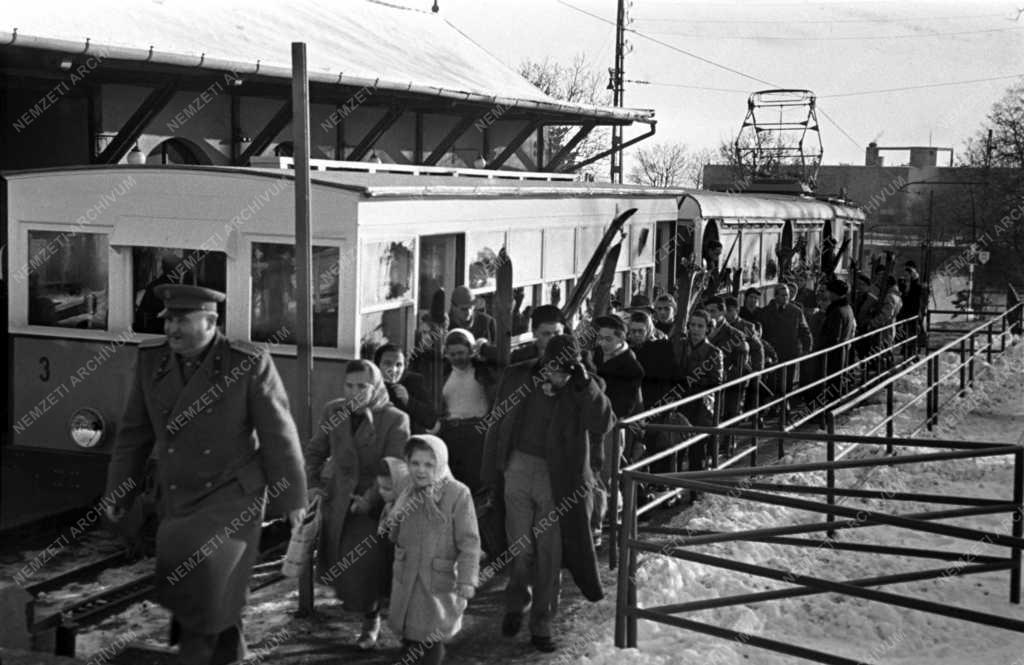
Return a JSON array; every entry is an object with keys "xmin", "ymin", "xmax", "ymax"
[{"xmin": 575, "ymin": 338, "xmax": 1024, "ymax": 665}]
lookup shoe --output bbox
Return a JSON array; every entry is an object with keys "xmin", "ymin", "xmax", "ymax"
[
  {"xmin": 356, "ymin": 615, "xmax": 380, "ymax": 650},
  {"xmin": 593, "ymin": 532, "xmax": 603, "ymax": 549},
  {"xmin": 501, "ymin": 612, "xmax": 522, "ymax": 638},
  {"xmin": 531, "ymin": 635, "xmax": 557, "ymax": 652}
]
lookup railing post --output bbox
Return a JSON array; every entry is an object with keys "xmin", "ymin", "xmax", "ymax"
[
  {"xmin": 825, "ymin": 411, "xmax": 836, "ymax": 540},
  {"xmin": 609, "ymin": 426, "xmax": 625, "ymax": 568},
  {"xmin": 1011, "ymin": 450, "xmax": 1022, "ymax": 604},
  {"xmin": 959, "ymin": 338, "xmax": 967, "ymax": 395},
  {"xmin": 926, "ymin": 356, "xmax": 935, "ymax": 431},
  {"xmin": 615, "ymin": 469, "xmax": 639, "ymax": 647},
  {"xmin": 968, "ymin": 333, "xmax": 976, "ymax": 388},
  {"xmin": 885, "ymin": 380, "xmax": 894, "ymax": 447},
  {"xmin": 778, "ymin": 365, "xmax": 789, "ymax": 460},
  {"xmin": 986, "ymin": 319, "xmax": 994, "ymax": 365}
]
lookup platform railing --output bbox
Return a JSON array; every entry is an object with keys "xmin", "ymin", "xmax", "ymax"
[
  {"xmin": 613, "ymin": 425, "xmax": 1024, "ymax": 663},
  {"xmin": 608, "ymin": 314, "xmax": 920, "ymax": 565}
]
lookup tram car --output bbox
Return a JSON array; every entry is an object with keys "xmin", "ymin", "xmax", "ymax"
[{"xmin": 1, "ymin": 159, "xmax": 863, "ymax": 529}]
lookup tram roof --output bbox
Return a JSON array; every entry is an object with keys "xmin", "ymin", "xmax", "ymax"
[
  {"xmin": 2, "ymin": 0, "xmax": 653, "ymax": 124},
  {"xmin": 680, "ymin": 190, "xmax": 865, "ymax": 222}
]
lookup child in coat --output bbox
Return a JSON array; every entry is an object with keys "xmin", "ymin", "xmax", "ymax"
[{"xmin": 387, "ymin": 435, "xmax": 480, "ymax": 665}]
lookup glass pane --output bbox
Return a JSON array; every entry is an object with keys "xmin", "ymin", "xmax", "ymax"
[
  {"xmin": 544, "ymin": 227, "xmax": 575, "ymax": 279},
  {"xmin": 631, "ymin": 267, "xmax": 652, "ymax": 296},
  {"xmin": 631, "ymin": 224, "xmax": 654, "ymax": 266},
  {"xmin": 509, "ymin": 229, "xmax": 542, "ymax": 283},
  {"xmin": 741, "ymin": 232, "xmax": 762, "ymax": 286},
  {"xmin": 251, "ymin": 243, "xmax": 339, "ymax": 346},
  {"xmin": 763, "ymin": 231, "xmax": 781, "ymax": 283},
  {"xmin": 548, "ymin": 281, "xmax": 563, "ymax": 307},
  {"xmin": 133, "ymin": 247, "xmax": 227, "ymax": 334},
  {"xmin": 717, "ymin": 230, "xmax": 740, "ymax": 274},
  {"xmin": 577, "ymin": 226, "xmax": 604, "ymax": 272},
  {"xmin": 360, "ymin": 306, "xmax": 410, "ymax": 359},
  {"xmin": 28, "ymin": 231, "xmax": 108, "ymax": 329},
  {"xmin": 419, "ymin": 235, "xmax": 459, "ymax": 311},
  {"xmin": 362, "ymin": 239, "xmax": 414, "ymax": 307},
  {"xmin": 467, "ymin": 231, "xmax": 505, "ymax": 290},
  {"xmin": 513, "ymin": 286, "xmax": 536, "ymax": 334}
]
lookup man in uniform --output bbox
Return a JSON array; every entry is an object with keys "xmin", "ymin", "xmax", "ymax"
[{"xmin": 105, "ymin": 285, "xmax": 307, "ymax": 665}]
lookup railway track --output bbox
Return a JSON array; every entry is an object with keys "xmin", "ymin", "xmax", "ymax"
[{"xmin": 31, "ymin": 527, "xmax": 291, "ymax": 657}]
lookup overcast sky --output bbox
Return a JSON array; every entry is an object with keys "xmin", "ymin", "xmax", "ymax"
[{"xmin": 409, "ymin": 0, "xmax": 1023, "ymax": 167}]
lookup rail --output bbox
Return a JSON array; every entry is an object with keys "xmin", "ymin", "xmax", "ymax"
[
  {"xmin": 614, "ymin": 426, "xmax": 1024, "ymax": 663},
  {"xmin": 608, "ymin": 314, "xmax": 921, "ymax": 564}
]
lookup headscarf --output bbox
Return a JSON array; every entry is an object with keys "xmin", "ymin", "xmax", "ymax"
[
  {"xmin": 389, "ymin": 435, "xmax": 453, "ymax": 524},
  {"xmin": 346, "ymin": 359, "xmax": 391, "ymax": 414},
  {"xmin": 378, "ymin": 456, "xmax": 412, "ymax": 534}
]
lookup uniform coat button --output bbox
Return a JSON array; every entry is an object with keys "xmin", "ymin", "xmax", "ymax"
[
  {"xmin": 169, "ymin": 484, "xmax": 177, "ymax": 490},
  {"xmin": 202, "ymin": 449, "xmax": 211, "ymax": 455},
  {"xmin": 167, "ymin": 448, "xmax": 175, "ymax": 454},
  {"xmin": 205, "ymin": 482, "xmax": 212, "ymax": 488},
  {"xmin": 205, "ymin": 408, "xmax": 213, "ymax": 414}
]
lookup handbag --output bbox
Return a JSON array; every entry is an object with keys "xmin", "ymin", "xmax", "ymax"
[{"xmin": 281, "ymin": 495, "xmax": 322, "ymax": 578}]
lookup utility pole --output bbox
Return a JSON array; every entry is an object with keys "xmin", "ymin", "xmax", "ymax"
[{"xmin": 610, "ymin": 0, "xmax": 626, "ymax": 183}]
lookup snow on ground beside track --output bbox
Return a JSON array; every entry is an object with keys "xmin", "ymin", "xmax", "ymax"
[{"xmin": 575, "ymin": 339, "xmax": 1024, "ymax": 665}]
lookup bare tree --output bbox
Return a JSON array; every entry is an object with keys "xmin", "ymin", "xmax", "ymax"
[
  {"xmin": 627, "ymin": 142, "xmax": 712, "ymax": 188},
  {"xmin": 519, "ymin": 54, "xmax": 610, "ymax": 178}
]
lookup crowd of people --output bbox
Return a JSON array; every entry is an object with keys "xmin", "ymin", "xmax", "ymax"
[{"xmin": 103, "ymin": 261, "xmax": 924, "ymax": 664}]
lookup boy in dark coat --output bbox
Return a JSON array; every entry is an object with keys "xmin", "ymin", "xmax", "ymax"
[
  {"xmin": 758, "ymin": 283, "xmax": 812, "ymax": 396},
  {"xmin": 481, "ymin": 334, "xmax": 614, "ymax": 653},
  {"xmin": 589, "ymin": 314, "xmax": 644, "ymax": 541},
  {"xmin": 818, "ymin": 279, "xmax": 858, "ymax": 402},
  {"xmin": 675, "ymin": 309, "xmax": 724, "ymax": 472}
]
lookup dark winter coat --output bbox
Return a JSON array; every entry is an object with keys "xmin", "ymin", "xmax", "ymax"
[
  {"xmin": 105, "ymin": 332, "xmax": 307, "ymax": 633},
  {"xmin": 305, "ymin": 396, "xmax": 410, "ymax": 594},
  {"xmin": 707, "ymin": 320, "xmax": 749, "ymax": 381},
  {"xmin": 634, "ymin": 338, "xmax": 680, "ymax": 408},
  {"xmin": 730, "ymin": 317, "xmax": 765, "ymax": 372},
  {"xmin": 676, "ymin": 338, "xmax": 724, "ymax": 423},
  {"xmin": 386, "ymin": 371, "xmax": 437, "ymax": 434},
  {"xmin": 481, "ymin": 361, "xmax": 615, "ymax": 602},
  {"xmin": 592, "ymin": 345, "xmax": 645, "ymax": 418},
  {"xmin": 818, "ymin": 296, "xmax": 857, "ymax": 378},
  {"xmin": 757, "ymin": 302, "xmax": 812, "ymax": 361}
]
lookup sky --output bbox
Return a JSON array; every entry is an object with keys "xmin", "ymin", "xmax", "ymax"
[{"xmin": 397, "ymin": 0, "xmax": 1024, "ymax": 167}]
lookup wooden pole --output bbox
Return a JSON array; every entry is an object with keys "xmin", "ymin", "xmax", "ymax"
[{"xmin": 292, "ymin": 41, "xmax": 315, "ymax": 617}]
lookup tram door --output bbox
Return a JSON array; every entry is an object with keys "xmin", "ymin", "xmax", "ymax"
[
  {"xmin": 655, "ymin": 221, "xmax": 677, "ymax": 293},
  {"xmin": 419, "ymin": 234, "xmax": 465, "ymax": 314}
]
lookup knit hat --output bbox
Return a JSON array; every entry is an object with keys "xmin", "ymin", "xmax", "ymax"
[{"xmin": 451, "ymin": 285, "xmax": 474, "ymax": 307}]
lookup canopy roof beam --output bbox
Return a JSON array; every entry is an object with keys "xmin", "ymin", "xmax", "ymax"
[
  {"xmin": 235, "ymin": 100, "xmax": 293, "ymax": 165},
  {"xmin": 572, "ymin": 121, "xmax": 657, "ymax": 172},
  {"xmin": 424, "ymin": 113, "xmax": 483, "ymax": 166},
  {"xmin": 486, "ymin": 120, "xmax": 543, "ymax": 170},
  {"xmin": 545, "ymin": 122, "xmax": 596, "ymax": 172},
  {"xmin": 347, "ymin": 106, "xmax": 404, "ymax": 161},
  {"xmin": 94, "ymin": 79, "xmax": 178, "ymax": 164}
]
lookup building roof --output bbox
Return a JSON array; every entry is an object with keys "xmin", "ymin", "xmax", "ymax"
[{"xmin": 2, "ymin": 0, "xmax": 653, "ymax": 124}]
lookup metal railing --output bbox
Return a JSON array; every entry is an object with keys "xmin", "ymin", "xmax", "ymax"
[
  {"xmin": 613, "ymin": 426, "xmax": 1024, "ymax": 663},
  {"xmin": 608, "ymin": 314, "xmax": 920, "ymax": 564}
]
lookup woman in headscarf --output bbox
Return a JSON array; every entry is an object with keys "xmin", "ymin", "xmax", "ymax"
[
  {"xmin": 387, "ymin": 435, "xmax": 480, "ymax": 665},
  {"xmin": 305, "ymin": 359, "xmax": 411, "ymax": 650}
]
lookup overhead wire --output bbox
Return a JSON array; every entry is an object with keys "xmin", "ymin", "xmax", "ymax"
[
  {"xmin": 555, "ymin": 0, "xmax": 864, "ymax": 148},
  {"xmin": 632, "ymin": 12, "xmax": 1010, "ymax": 24},
  {"xmin": 642, "ymin": 26, "xmax": 1024, "ymax": 41}
]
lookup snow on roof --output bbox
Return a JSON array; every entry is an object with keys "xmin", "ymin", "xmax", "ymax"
[
  {"xmin": 2, "ymin": 0, "xmax": 653, "ymax": 123},
  {"xmin": 680, "ymin": 190, "xmax": 865, "ymax": 222}
]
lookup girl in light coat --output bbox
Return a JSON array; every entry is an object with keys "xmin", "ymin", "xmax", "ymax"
[{"xmin": 386, "ymin": 435, "xmax": 480, "ymax": 665}]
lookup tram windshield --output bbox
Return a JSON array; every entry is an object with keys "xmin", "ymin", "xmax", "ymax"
[
  {"xmin": 27, "ymin": 231, "xmax": 109, "ymax": 329},
  {"xmin": 132, "ymin": 247, "xmax": 226, "ymax": 334}
]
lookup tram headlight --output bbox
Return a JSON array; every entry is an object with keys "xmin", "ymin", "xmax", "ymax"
[{"xmin": 69, "ymin": 408, "xmax": 105, "ymax": 448}]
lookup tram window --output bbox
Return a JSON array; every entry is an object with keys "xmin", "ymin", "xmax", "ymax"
[
  {"xmin": 509, "ymin": 229, "xmax": 542, "ymax": 282},
  {"xmin": 133, "ymin": 247, "xmax": 227, "ymax": 334},
  {"xmin": 548, "ymin": 281, "xmax": 563, "ymax": 306},
  {"xmin": 631, "ymin": 267, "xmax": 652, "ymax": 297},
  {"xmin": 467, "ymin": 231, "xmax": 505, "ymax": 290},
  {"xmin": 763, "ymin": 231, "xmax": 781, "ymax": 282},
  {"xmin": 716, "ymin": 230, "xmax": 739, "ymax": 275},
  {"xmin": 27, "ymin": 231, "xmax": 109, "ymax": 329},
  {"xmin": 741, "ymin": 233, "xmax": 762, "ymax": 286},
  {"xmin": 512, "ymin": 285, "xmax": 538, "ymax": 334},
  {"xmin": 630, "ymin": 224, "xmax": 654, "ymax": 266},
  {"xmin": 362, "ymin": 239, "xmax": 414, "ymax": 307},
  {"xmin": 577, "ymin": 226, "xmax": 603, "ymax": 272},
  {"xmin": 251, "ymin": 243, "xmax": 339, "ymax": 347},
  {"xmin": 543, "ymin": 227, "xmax": 575, "ymax": 279},
  {"xmin": 361, "ymin": 307, "xmax": 410, "ymax": 359},
  {"xmin": 419, "ymin": 234, "xmax": 461, "ymax": 311}
]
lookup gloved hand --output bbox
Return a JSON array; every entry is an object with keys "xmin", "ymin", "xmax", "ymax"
[
  {"xmin": 391, "ymin": 383, "xmax": 409, "ymax": 406},
  {"xmin": 569, "ymin": 362, "xmax": 589, "ymax": 390}
]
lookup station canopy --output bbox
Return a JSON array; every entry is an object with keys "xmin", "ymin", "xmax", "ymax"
[{"xmin": 2, "ymin": 0, "xmax": 653, "ymax": 124}]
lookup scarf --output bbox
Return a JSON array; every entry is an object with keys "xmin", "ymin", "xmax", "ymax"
[
  {"xmin": 389, "ymin": 434, "xmax": 453, "ymax": 525},
  {"xmin": 347, "ymin": 360, "xmax": 392, "ymax": 416}
]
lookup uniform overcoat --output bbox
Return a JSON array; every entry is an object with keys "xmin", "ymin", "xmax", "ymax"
[
  {"xmin": 481, "ymin": 361, "xmax": 614, "ymax": 601},
  {"xmin": 105, "ymin": 332, "xmax": 307, "ymax": 633}
]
